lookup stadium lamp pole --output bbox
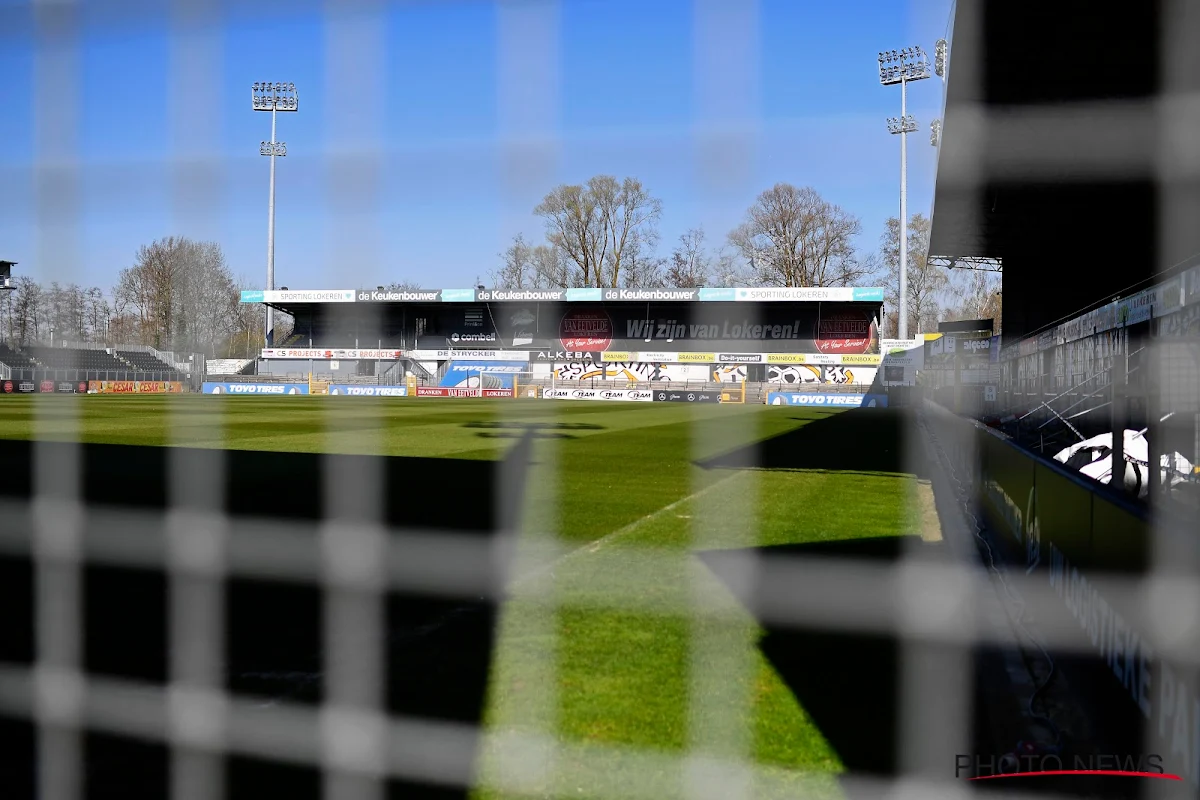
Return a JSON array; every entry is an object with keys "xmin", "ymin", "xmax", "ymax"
[
  {"xmin": 879, "ymin": 47, "xmax": 931, "ymax": 339},
  {"xmin": 252, "ymin": 81, "xmax": 298, "ymax": 348}
]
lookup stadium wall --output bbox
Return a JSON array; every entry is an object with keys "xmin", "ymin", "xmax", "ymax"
[{"xmin": 927, "ymin": 400, "xmax": 1200, "ymax": 785}]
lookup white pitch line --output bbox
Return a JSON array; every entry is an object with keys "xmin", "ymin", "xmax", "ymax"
[{"xmin": 510, "ymin": 470, "xmax": 748, "ymax": 589}]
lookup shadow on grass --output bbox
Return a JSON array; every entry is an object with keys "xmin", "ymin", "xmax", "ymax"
[
  {"xmin": 461, "ymin": 420, "xmax": 605, "ymax": 432},
  {"xmin": 700, "ymin": 537, "xmax": 914, "ymax": 782},
  {"xmin": 699, "ymin": 407, "xmax": 929, "ymax": 479},
  {"xmin": 0, "ymin": 434, "xmax": 535, "ymax": 800}
]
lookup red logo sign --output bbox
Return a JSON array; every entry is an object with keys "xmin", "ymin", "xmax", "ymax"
[
  {"xmin": 78, "ymin": 382, "xmax": 87, "ymax": 393},
  {"xmin": 2, "ymin": 381, "xmax": 11, "ymax": 394},
  {"xmin": 559, "ymin": 310, "xmax": 613, "ymax": 351},
  {"xmin": 815, "ymin": 313, "xmax": 876, "ymax": 355},
  {"xmin": 39, "ymin": 381, "xmax": 54, "ymax": 393}
]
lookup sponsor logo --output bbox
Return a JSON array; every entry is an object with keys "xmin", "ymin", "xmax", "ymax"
[
  {"xmin": 18, "ymin": 382, "xmax": 36, "ymax": 393},
  {"xmin": 40, "ymin": 381, "xmax": 54, "ymax": 393},
  {"xmin": 358, "ymin": 290, "xmax": 441, "ymax": 302},
  {"xmin": 602, "ymin": 288, "xmax": 698, "ymax": 301},
  {"xmin": 441, "ymin": 289, "xmax": 476, "ymax": 302},
  {"xmin": 2, "ymin": 381, "xmax": 11, "ymax": 393},
  {"xmin": 449, "ymin": 364, "xmax": 523, "ymax": 372},
  {"xmin": 560, "ymin": 309, "xmax": 613, "ymax": 351},
  {"xmin": 655, "ymin": 389, "xmax": 722, "ymax": 403},
  {"xmin": 479, "ymin": 289, "xmax": 567, "ymax": 301},
  {"xmin": 534, "ymin": 350, "xmax": 598, "ymax": 361},
  {"xmin": 840, "ymin": 354, "xmax": 881, "ymax": 365},
  {"xmin": 766, "ymin": 393, "xmax": 868, "ymax": 407},
  {"xmin": 676, "ymin": 353, "xmax": 715, "ymax": 363},
  {"xmin": 449, "ymin": 332, "xmax": 498, "ymax": 343},
  {"xmin": 698, "ymin": 288, "xmax": 737, "ymax": 301},
  {"xmin": 816, "ymin": 311, "xmax": 876, "ymax": 355},
  {"xmin": 735, "ymin": 287, "xmax": 855, "ymax": 301},
  {"xmin": 600, "ymin": 352, "xmax": 632, "ymax": 362},
  {"xmin": 766, "ymin": 353, "xmax": 806, "ymax": 364},
  {"xmin": 959, "ymin": 337, "xmax": 992, "ymax": 353},
  {"xmin": 329, "ymin": 386, "xmax": 407, "ymax": 397},
  {"xmin": 717, "ymin": 353, "xmax": 763, "ymax": 363}
]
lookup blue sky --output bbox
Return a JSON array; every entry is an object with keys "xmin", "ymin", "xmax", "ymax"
[{"xmin": 0, "ymin": 0, "xmax": 954, "ymax": 292}]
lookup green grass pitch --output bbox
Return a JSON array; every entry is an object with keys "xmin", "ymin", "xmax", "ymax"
[{"xmin": 0, "ymin": 395, "xmax": 931, "ymax": 798}]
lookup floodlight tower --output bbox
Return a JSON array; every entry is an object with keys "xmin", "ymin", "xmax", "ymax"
[
  {"xmin": 251, "ymin": 82, "xmax": 298, "ymax": 347},
  {"xmin": 879, "ymin": 47, "xmax": 931, "ymax": 339},
  {"xmin": 930, "ymin": 39, "xmax": 949, "ymax": 149}
]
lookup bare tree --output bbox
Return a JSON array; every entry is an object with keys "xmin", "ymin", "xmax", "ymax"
[
  {"xmin": 880, "ymin": 213, "xmax": 948, "ymax": 337},
  {"xmin": 9, "ymin": 277, "xmax": 41, "ymax": 344},
  {"xmin": 112, "ymin": 236, "xmax": 241, "ymax": 354},
  {"xmin": 664, "ymin": 228, "xmax": 711, "ymax": 288},
  {"xmin": 384, "ymin": 281, "xmax": 424, "ymax": 292},
  {"xmin": 492, "ymin": 235, "xmax": 579, "ymax": 289},
  {"xmin": 535, "ymin": 175, "xmax": 663, "ymax": 288},
  {"xmin": 944, "ymin": 269, "xmax": 1003, "ymax": 332},
  {"xmin": 728, "ymin": 183, "xmax": 870, "ymax": 287}
]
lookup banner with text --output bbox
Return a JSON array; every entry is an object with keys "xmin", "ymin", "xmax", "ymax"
[
  {"xmin": 326, "ymin": 385, "xmax": 408, "ymax": 397},
  {"xmin": 89, "ymin": 381, "xmax": 184, "ymax": 395},
  {"xmin": 766, "ymin": 393, "xmax": 888, "ymax": 408},
  {"xmin": 542, "ymin": 388, "xmax": 654, "ymax": 402},
  {"xmin": 202, "ymin": 383, "xmax": 310, "ymax": 395}
]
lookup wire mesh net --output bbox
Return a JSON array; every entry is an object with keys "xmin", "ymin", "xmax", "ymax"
[{"xmin": 3, "ymin": 1, "xmax": 1200, "ymax": 799}]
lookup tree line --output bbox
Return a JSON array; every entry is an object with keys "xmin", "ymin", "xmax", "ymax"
[
  {"xmin": 0, "ymin": 178, "xmax": 1000, "ymax": 356},
  {"xmin": 0, "ymin": 237, "xmax": 285, "ymax": 358},
  {"xmin": 494, "ymin": 177, "xmax": 1001, "ymax": 336}
]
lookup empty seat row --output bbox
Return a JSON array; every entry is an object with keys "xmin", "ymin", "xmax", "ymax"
[
  {"xmin": 0, "ymin": 343, "xmax": 38, "ymax": 369},
  {"xmin": 115, "ymin": 350, "xmax": 174, "ymax": 371}
]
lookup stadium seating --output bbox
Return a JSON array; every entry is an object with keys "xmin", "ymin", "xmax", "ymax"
[
  {"xmin": 0, "ymin": 343, "xmax": 38, "ymax": 369},
  {"xmin": 24, "ymin": 346, "xmax": 128, "ymax": 371},
  {"xmin": 115, "ymin": 349, "xmax": 176, "ymax": 371}
]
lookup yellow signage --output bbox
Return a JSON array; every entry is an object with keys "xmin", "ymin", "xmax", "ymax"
[
  {"xmin": 601, "ymin": 352, "xmax": 632, "ymax": 362},
  {"xmin": 677, "ymin": 352, "xmax": 715, "ymax": 363},
  {"xmin": 766, "ymin": 353, "xmax": 806, "ymax": 364},
  {"xmin": 841, "ymin": 354, "xmax": 882, "ymax": 365}
]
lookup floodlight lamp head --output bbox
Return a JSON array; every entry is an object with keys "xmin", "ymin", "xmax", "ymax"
[
  {"xmin": 887, "ymin": 114, "xmax": 918, "ymax": 134},
  {"xmin": 251, "ymin": 81, "xmax": 299, "ymax": 112},
  {"xmin": 930, "ymin": 119, "xmax": 942, "ymax": 147},
  {"xmin": 934, "ymin": 39, "xmax": 948, "ymax": 77}
]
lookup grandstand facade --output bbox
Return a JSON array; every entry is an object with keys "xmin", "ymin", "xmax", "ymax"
[
  {"xmin": 0, "ymin": 341, "xmax": 189, "ymax": 391},
  {"xmin": 235, "ymin": 286, "xmax": 889, "ymax": 395}
]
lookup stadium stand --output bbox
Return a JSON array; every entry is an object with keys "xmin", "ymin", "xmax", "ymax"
[
  {"xmin": 0, "ymin": 343, "xmax": 38, "ymax": 370},
  {"xmin": 115, "ymin": 349, "xmax": 176, "ymax": 371},
  {"xmin": 24, "ymin": 345, "xmax": 129, "ymax": 371}
]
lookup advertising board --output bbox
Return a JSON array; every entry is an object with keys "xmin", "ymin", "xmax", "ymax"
[
  {"xmin": 652, "ymin": 390, "xmax": 723, "ymax": 403},
  {"xmin": 202, "ymin": 383, "xmax": 310, "ymax": 395},
  {"xmin": 413, "ymin": 304, "xmax": 881, "ymax": 355},
  {"xmin": 326, "ymin": 385, "xmax": 408, "ymax": 397},
  {"xmin": 239, "ymin": 286, "xmax": 887, "ymax": 304},
  {"xmin": 439, "ymin": 361, "xmax": 526, "ymax": 389},
  {"xmin": 542, "ymin": 388, "xmax": 653, "ymax": 402},
  {"xmin": 415, "ymin": 387, "xmax": 514, "ymax": 398},
  {"xmin": 765, "ymin": 393, "xmax": 888, "ymax": 408},
  {"xmin": 960, "ymin": 416, "xmax": 1200, "ymax": 789},
  {"xmin": 261, "ymin": 348, "xmax": 404, "ymax": 360},
  {"xmin": 89, "ymin": 381, "xmax": 184, "ymax": 394}
]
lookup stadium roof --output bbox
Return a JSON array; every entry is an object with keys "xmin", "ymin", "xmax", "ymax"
[
  {"xmin": 239, "ymin": 287, "xmax": 886, "ymax": 305},
  {"xmin": 927, "ymin": 0, "xmax": 1196, "ymax": 340}
]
